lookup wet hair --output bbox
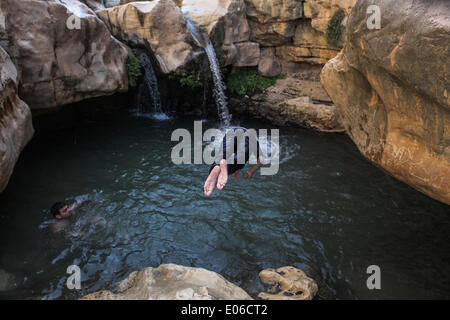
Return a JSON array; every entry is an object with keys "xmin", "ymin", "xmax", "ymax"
[{"xmin": 50, "ymin": 202, "xmax": 67, "ymax": 217}]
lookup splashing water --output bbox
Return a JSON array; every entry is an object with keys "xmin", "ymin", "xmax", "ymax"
[{"xmin": 185, "ymin": 16, "xmax": 232, "ymax": 127}]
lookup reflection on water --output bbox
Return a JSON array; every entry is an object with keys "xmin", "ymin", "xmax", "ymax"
[{"xmin": 0, "ymin": 114, "xmax": 449, "ymax": 300}]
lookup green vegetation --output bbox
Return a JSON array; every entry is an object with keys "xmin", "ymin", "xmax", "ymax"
[
  {"xmin": 126, "ymin": 52, "xmax": 142, "ymax": 87},
  {"xmin": 326, "ymin": 11, "xmax": 346, "ymax": 47},
  {"xmin": 179, "ymin": 74, "xmax": 202, "ymax": 89},
  {"xmin": 169, "ymin": 70, "xmax": 203, "ymax": 89},
  {"xmin": 226, "ymin": 71, "xmax": 283, "ymax": 96}
]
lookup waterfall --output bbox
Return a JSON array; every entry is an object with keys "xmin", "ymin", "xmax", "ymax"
[
  {"xmin": 136, "ymin": 52, "xmax": 168, "ymax": 120},
  {"xmin": 185, "ymin": 16, "xmax": 232, "ymax": 127}
]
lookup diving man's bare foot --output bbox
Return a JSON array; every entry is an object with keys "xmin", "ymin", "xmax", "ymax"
[
  {"xmin": 246, "ymin": 170, "xmax": 253, "ymax": 179},
  {"xmin": 217, "ymin": 159, "xmax": 228, "ymax": 190},
  {"xmin": 204, "ymin": 166, "xmax": 220, "ymax": 196},
  {"xmin": 232, "ymin": 171, "xmax": 241, "ymax": 182}
]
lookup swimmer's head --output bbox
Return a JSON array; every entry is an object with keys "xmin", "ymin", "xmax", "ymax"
[{"xmin": 50, "ymin": 202, "xmax": 71, "ymax": 219}]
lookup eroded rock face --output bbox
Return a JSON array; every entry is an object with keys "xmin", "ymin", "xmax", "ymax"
[
  {"xmin": 244, "ymin": 0, "xmax": 303, "ymax": 24},
  {"xmin": 1, "ymin": 0, "xmax": 128, "ymax": 110},
  {"xmin": 233, "ymin": 42, "xmax": 260, "ymax": 67},
  {"xmin": 244, "ymin": 0, "xmax": 302, "ymax": 48},
  {"xmin": 248, "ymin": 19, "xmax": 296, "ymax": 47},
  {"xmin": 181, "ymin": 0, "xmax": 250, "ymax": 45},
  {"xmin": 97, "ymin": 0, "xmax": 200, "ymax": 73},
  {"xmin": 304, "ymin": 0, "xmax": 356, "ymax": 34},
  {"xmin": 258, "ymin": 266, "xmax": 318, "ymax": 300},
  {"xmin": 81, "ymin": 264, "xmax": 253, "ymax": 300},
  {"xmin": 81, "ymin": 0, "xmax": 105, "ymax": 10},
  {"xmin": 242, "ymin": 0, "xmax": 355, "ymax": 70},
  {"xmin": 258, "ymin": 47, "xmax": 282, "ymax": 77},
  {"xmin": 0, "ymin": 46, "xmax": 33, "ymax": 192},
  {"xmin": 321, "ymin": 0, "xmax": 450, "ymax": 204}
]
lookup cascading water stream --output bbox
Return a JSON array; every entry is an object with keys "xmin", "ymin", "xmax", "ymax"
[
  {"xmin": 185, "ymin": 16, "xmax": 232, "ymax": 127},
  {"xmin": 136, "ymin": 52, "xmax": 168, "ymax": 120}
]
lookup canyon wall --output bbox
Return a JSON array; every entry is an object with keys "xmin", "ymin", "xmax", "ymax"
[
  {"xmin": 0, "ymin": 47, "xmax": 33, "ymax": 192},
  {"xmin": 0, "ymin": 0, "xmax": 129, "ymax": 111},
  {"xmin": 321, "ymin": 0, "xmax": 450, "ymax": 204}
]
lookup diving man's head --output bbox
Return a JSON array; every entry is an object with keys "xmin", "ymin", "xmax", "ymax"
[{"xmin": 50, "ymin": 202, "xmax": 72, "ymax": 220}]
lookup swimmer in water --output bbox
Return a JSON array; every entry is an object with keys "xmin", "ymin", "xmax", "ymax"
[
  {"xmin": 204, "ymin": 127, "xmax": 265, "ymax": 196},
  {"xmin": 49, "ymin": 199, "xmax": 106, "ymax": 234},
  {"xmin": 49, "ymin": 200, "xmax": 84, "ymax": 233}
]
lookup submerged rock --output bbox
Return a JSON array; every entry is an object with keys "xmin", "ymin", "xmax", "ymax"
[
  {"xmin": 1, "ymin": 0, "xmax": 128, "ymax": 110},
  {"xmin": 258, "ymin": 266, "xmax": 318, "ymax": 300},
  {"xmin": 0, "ymin": 269, "xmax": 17, "ymax": 291},
  {"xmin": 81, "ymin": 264, "xmax": 252, "ymax": 300},
  {"xmin": 97, "ymin": 0, "xmax": 201, "ymax": 74},
  {"xmin": 0, "ymin": 46, "xmax": 34, "ymax": 192},
  {"xmin": 321, "ymin": 0, "xmax": 450, "ymax": 204}
]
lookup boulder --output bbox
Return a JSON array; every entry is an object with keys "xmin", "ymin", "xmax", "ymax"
[
  {"xmin": 81, "ymin": 264, "xmax": 253, "ymax": 300},
  {"xmin": 321, "ymin": 0, "xmax": 450, "ymax": 204},
  {"xmin": 233, "ymin": 42, "xmax": 260, "ymax": 67},
  {"xmin": 258, "ymin": 47, "xmax": 281, "ymax": 77},
  {"xmin": 258, "ymin": 266, "xmax": 318, "ymax": 300},
  {"xmin": 1, "ymin": 0, "xmax": 128, "ymax": 110},
  {"xmin": 0, "ymin": 46, "xmax": 33, "ymax": 192},
  {"xmin": 97, "ymin": 0, "xmax": 200, "ymax": 73}
]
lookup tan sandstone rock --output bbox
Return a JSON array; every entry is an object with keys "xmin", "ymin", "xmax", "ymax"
[
  {"xmin": 0, "ymin": 46, "xmax": 33, "ymax": 192},
  {"xmin": 258, "ymin": 47, "xmax": 282, "ymax": 77},
  {"xmin": 97, "ymin": 0, "xmax": 200, "ymax": 74},
  {"xmin": 230, "ymin": 70, "xmax": 344, "ymax": 132},
  {"xmin": 81, "ymin": 264, "xmax": 253, "ymax": 300},
  {"xmin": 278, "ymin": 96, "xmax": 344, "ymax": 132},
  {"xmin": 258, "ymin": 266, "xmax": 318, "ymax": 300},
  {"xmin": 321, "ymin": 0, "xmax": 450, "ymax": 204},
  {"xmin": 248, "ymin": 19, "xmax": 296, "ymax": 47},
  {"xmin": 81, "ymin": 0, "xmax": 105, "ymax": 10},
  {"xmin": 181, "ymin": 0, "xmax": 250, "ymax": 45},
  {"xmin": 1, "ymin": 0, "xmax": 128, "ymax": 110},
  {"xmin": 244, "ymin": 0, "xmax": 303, "ymax": 24},
  {"xmin": 304, "ymin": 0, "xmax": 356, "ymax": 34},
  {"xmin": 233, "ymin": 42, "xmax": 260, "ymax": 67}
]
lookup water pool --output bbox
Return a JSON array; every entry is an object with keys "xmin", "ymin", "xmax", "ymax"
[{"xmin": 0, "ymin": 113, "xmax": 449, "ymax": 299}]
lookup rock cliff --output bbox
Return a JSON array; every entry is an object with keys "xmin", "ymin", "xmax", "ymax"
[{"xmin": 321, "ymin": 0, "xmax": 450, "ymax": 204}]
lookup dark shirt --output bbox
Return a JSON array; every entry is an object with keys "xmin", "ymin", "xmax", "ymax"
[{"xmin": 209, "ymin": 127, "xmax": 262, "ymax": 175}]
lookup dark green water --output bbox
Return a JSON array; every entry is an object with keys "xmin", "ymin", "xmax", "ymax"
[{"xmin": 0, "ymin": 113, "xmax": 449, "ymax": 299}]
